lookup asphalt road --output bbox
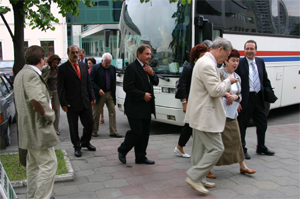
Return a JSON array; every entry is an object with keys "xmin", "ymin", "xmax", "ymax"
[{"xmin": 5, "ymin": 103, "xmax": 300, "ymax": 152}]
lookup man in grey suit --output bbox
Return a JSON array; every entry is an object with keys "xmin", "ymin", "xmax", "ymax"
[
  {"xmin": 184, "ymin": 38, "xmax": 237, "ymax": 194},
  {"xmin": 14, "ymin": 45, "xmax": 60, "ymax": 199}
]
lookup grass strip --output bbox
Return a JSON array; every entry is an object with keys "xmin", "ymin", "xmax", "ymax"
[{"xmin": 0, "ymin": 149, "xmax": 68, "ymax": 181}]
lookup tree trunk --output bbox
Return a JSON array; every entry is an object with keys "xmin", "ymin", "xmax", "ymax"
[
  {"xmin": 12, "ymin": 0, "xmax": 25, "ymax": 77},
  {"xmin": 12, "ymin": 0, "xmax": 27, "ymax": 167}
]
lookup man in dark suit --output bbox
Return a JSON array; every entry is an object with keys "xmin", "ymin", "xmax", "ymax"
[
  {"xmin": 235, "ymin": 40, "xmax": 275, "ymax": 160},
  {"xmin": 79, "ymin": 48, "xmax": 88, "ymax": 64},
  {"xmin": 118, "ymin": 44, "xmax": 159, "ymax": 165},
  {"xmin": 57, "ymin": 45, "xmax": 96, "ymax": 157},
  {"xmin": 90, "ymin": 53, "xmax": 122, "ymax": 138}
]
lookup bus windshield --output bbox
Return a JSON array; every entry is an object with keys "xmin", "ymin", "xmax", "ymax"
[{"xmin": 117, "ymin": 0, "xmax": 192, "ymax": 75}]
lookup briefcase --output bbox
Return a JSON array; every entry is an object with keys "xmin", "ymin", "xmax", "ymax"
[{"xmin": 264, "ymin": 88, "xmax": 278, "ymax": 103}]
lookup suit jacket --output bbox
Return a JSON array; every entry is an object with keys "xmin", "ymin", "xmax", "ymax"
[
  {"xmin": 123, "ymin": 59, "xmax": 159, "ymax": 119},
  {"xmin": 90, "ymin": 62, "xmax": 116, "ymax": 104},
  {"xmin": 175, "ymin": 61, "xmax": 194, "ymax": 101},
  {"xmin": 235, "ymin": 57, "xmax": 272, "ymax": 112},
  {"xmin": 57, "ymin": 60, "xmax": 95, "ymax": 112},
  {"xmin": 14, "ymin": 65, "xmax": 60, "ymax": 149},
  {"xmin": 78, "ymin": 58, "xmax": 88, "ymax": 65},
  {"xmin": 184, "ymin": 52, "xmax": 231, "ymax": 133},
  {"xmin": 41, "ymin": 65, "xmax": 51, "ymax": 82}
]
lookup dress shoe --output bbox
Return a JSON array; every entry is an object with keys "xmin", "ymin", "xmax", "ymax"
[
  {"xmin": 56, "ymin": 131, "xmax": 60, "ymax": 136},
  {"xmin": 240, "ymin": 167, "xmax": 256, "ymax": 174},
  {"xmin": 118, "ymin": 152, "xmax": 126, "ymax": 164},
  {"xmin": 109, "ymin": 133, "xmax": 123, "ymax": 138},
  {"xmin": 50, "ymin": 196, "xmax": 55, "ymax": 199},
  {"xmin": 186, "ymin": 177, "xmax": 209, "ymax": 194},
  {"xmin": 92, "ymin": 132, "xmax": 98, "ymax": 137},
  {"xmin": 203, "ymin": 181, "xmax": 215, "ymax": 188},
  {"xmin": 74, "ymin": 149, "xmax": 82, "ymax": 157},
  {"xmin": 174, "ymin": 147, "xmax": 190, "ymax": 158},
  {"xmin": 244, "ymin": 152, "xmax": 251, "ymax": 159},
  {"xmin": 135, "ymin": 159, "xmax": 155, "ymax": 165},
  {"xmin": 206, "ymin": 171, "xmax": 216, "ymax": 179},
  {"xmin": 256, "ymin": 149, "xmax": 275, "ymax": 156},
  {"xmin": 82, "ymin": 144, "xmax": 96, "ymax": 151}
]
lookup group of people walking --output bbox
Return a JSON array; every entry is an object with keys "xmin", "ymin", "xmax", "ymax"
[{"xmin": 14, "ymin": 36, "xmax": 275, "ymax": 198}]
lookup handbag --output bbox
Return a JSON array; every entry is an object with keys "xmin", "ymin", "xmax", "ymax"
[{"xmin": 264, "ymin": 88, "xmax": 278, "ymax": 103}]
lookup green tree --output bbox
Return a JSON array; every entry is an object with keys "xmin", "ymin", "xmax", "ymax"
[{"xmin": 0, "ymin": 0, "xmax": 94, "ymax": 76}]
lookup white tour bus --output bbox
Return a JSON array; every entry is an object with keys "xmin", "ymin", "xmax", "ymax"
[{"xmin": 113, "ymin": 0, "xmax": 300, "ymax": 126}]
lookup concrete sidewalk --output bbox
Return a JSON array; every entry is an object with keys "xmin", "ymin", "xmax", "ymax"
[{"xmin": 13, "ymin": 124, "xmax": 300, "ymax": 199}]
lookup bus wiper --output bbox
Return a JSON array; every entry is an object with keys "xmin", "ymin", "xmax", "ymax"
[{"xmin": 157, "ymin": 75, "xmax": 170, "ymax": 82}]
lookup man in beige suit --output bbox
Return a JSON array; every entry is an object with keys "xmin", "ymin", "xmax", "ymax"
[
  {"xmin": 184, "ymin": 38, "xmax": 237, "ymax": 194},
  {"xmin": 14, "ymin": 45, "xmax": 60, "ymax": 199}
]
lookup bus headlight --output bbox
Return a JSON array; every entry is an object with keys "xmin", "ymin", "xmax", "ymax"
[{"xmin": 161, "ymin": 87, "xmax": 176, "ymax": 93}]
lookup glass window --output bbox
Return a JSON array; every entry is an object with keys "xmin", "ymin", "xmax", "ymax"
[
  {"xmin": 281, "ymin": 0, "xmax": 300, "ymax": 36},
  {"xmin": 1, "ymin": 76, "xmax": 12, "ymax": 92},
  {"xmin": 0, "ymin": 77, "xmax": 9, "ymax": 96},
  {"xmin": 40, "ymin": 41, "xmax": 54, "ymax": 57}
]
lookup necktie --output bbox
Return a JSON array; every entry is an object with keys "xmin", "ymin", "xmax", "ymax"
[
  {"xmin": 74, "ymin": 63, "xmax": 81, "ymax": 80},
  {"xmin": 251, "ymin": 62, "xmax": 259, "ymax": 93},
  {"xmin": 143, "ymin": 65, "xmax": 149, "ymax": 78},
  {"xmin": 105, "ymin": 69, "xmax": 110, "ymax": 90}
]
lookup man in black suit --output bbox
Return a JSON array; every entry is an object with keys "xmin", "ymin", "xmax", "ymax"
[
  {"xmin": 79, "ymin": 48, "xmax": 88, "ymax": 64},
  {"xmin": 235, "ymin": 40, "xmax": 275, "ymax": 160},
  {"xmin": 118, "ymin": 44, "xmax": 159, "ymax": 165},
  {"xmin": 57, "ymin": 45, "xmax": 96, "ymax": 157},
  {"xmin": 90, "ymin": 53, "xmax": 122, "ymax": 138}
]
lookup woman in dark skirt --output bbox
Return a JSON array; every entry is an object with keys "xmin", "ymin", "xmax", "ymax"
[{"xmin": 214, "ymin": 49, "xmax": 255, "ymax": 175}]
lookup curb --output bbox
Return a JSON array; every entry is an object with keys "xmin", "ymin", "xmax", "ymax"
[{"xmin": 11, "ymin": 149, "xmax": 74, "ymax": 188}]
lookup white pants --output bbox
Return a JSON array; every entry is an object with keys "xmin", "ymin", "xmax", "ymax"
[{"xmin": 27, "ymin": 147, "xmax": 57, "ymax": 199}]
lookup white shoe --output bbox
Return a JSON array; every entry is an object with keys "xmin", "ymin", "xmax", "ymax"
[
  {"xmin": 174, "ymin": 147, "xmax": 191, "ymax": 158},
  {"xmin": 203, "ymin": 181, "xmax": 215, "ymax": 188},
  {"xmin": 186, "ymin": 177, "xmax": 209, "ymax": 194}
]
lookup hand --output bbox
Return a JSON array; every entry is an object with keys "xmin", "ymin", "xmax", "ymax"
[
  {"xmin": 182, "ymin": 102, "xmax": 187, "ymax": 113},
  {"xmin": 91, "ymin": 100, "xmax": 96, "ymax": 105},
  {"xmin": 62, "ymin": 105, "xmax": 70, "ymax": 112},
  {"xmin": 99, "ymin": 89, "xmax": 105, "ymax": 96},
  {"xmin": 144, "ymin": 92, "xmax": 152, "ymax": 102},
  {"xmin": 228, "ymin": 76, "xmax": 238, "ymax": 84},
  {"xmin": 237, "ymin": 104, "xmax": 242, "ymax": 113},
  {"xmin": 144, "ymin": 65, "xmax": 154, "ymax": 76},
  {"xmin": 226, "ymin": 95, "xmax": 234, "ymax": 106}
]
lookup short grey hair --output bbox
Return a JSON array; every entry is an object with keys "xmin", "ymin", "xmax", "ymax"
[
  {"xmin": 102, "ymin": 53, "xmax": 112, "ymax": 62},
  {"xmin": 202, "ymin": 40, "xmax": 213, "ymax": 48},
  {"xmin": 211, "ymin": 37, "xmax": 232, "ymax": 51}
]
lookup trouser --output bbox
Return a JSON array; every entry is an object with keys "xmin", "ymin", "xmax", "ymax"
[
  {"xmin": 27, "ymin": 147, "xmax": 57, "ymax": 199},
  {"xmin": 118, "ymin": 117, "xmax": 151, "ymax": 161},
  {"xmin": 187, "ymin": 129, "xmax": 224, "ymax": 183},
  {"xmin": 237, "ymin": 91, "xmax": 267, "ymax": 153},
  {"xmin": 67, "ymin": 107, "xmax": 93, "ymax": 149},
  {"xmin": 50, "ymin": 90, "xmax": 60, "ymax": 132},
  {"xmin": 92, "ymin": 91, "xmax": 117, "ymax": 135},
  {"xmin": 178, "ymin": 123, "xmax": 192, "ymax": 147}
]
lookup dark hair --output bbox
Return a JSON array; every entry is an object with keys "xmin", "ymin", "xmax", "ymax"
[
  {"xmin": 79, "ymin": 48, "xmax": 86, "ymax": 54},
  {"xmin": 25, "ymin": 45, "xmax": 45, "ymax": 65},
  {"xmin": 67, "ymin": 45, "xmax": 79, "ymax": 53},
  {"xmin": 190, "ymin": 44, "xmax": 208, "ymax": 62},
  {"xmin": 227, "ymin": 49, "xmax": 240, "ymax": 60},
  {"xmin": 47, "ymin": 54, "xmax": 61, "ymax": 66},
  {"xmin": 136, "ymin": 44, "xmax": 151, "ymax": 57},
  {"xmin": 244, "ymin": 40, "xmax": 257, "ymax": 49},
  {"xmin": 87, "ymin": 57, "xmax": 96, "ymax": 65}
]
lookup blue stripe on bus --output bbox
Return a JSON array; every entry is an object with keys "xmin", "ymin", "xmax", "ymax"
[{"xmin": 262, "ymin": 57, "xmax": 300, "ymax": 62}]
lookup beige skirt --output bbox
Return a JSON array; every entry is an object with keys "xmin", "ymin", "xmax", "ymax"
[{"xmin": 215, "ymin": 118, "xmax": 245, "ymax": 166}]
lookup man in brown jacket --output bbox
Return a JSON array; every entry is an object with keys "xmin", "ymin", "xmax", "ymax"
[{"xmin": 14, "ymin": 45, "xmax": 60, "ymax": 199}]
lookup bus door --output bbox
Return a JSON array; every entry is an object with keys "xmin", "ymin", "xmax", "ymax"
[{"xmin": 194, "ymin": 15, "xmax": 223, "ymax": 45}]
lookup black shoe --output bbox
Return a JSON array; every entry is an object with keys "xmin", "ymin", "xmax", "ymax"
[
  {"xmin": 136, "ymin": 159, "xmax": 155, "ymax": 165},
  {"xmin": 50, "ymin": 196, "xmax": 55, "ymax": 199},
  {"xmin": 244, "ymin": 152, "xmax": 251, "ymax": 160},
  {"xmin": 74, "ymin": 149, "xmax": 82, "ymax": 157},
  {"xmin": 256, "ymin": 149, "xmax": 275, "ymax": 156},
  {"xmin": 118, "ymin": 152, "xmax": 126, "ymax": 164},
  {"xmin": 109, "ymin": 133, "xmax": 123, "ymax": 138},
  {"xmin": 82, "ymin": 144, "xmax": 96, "ymax": 151}
]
